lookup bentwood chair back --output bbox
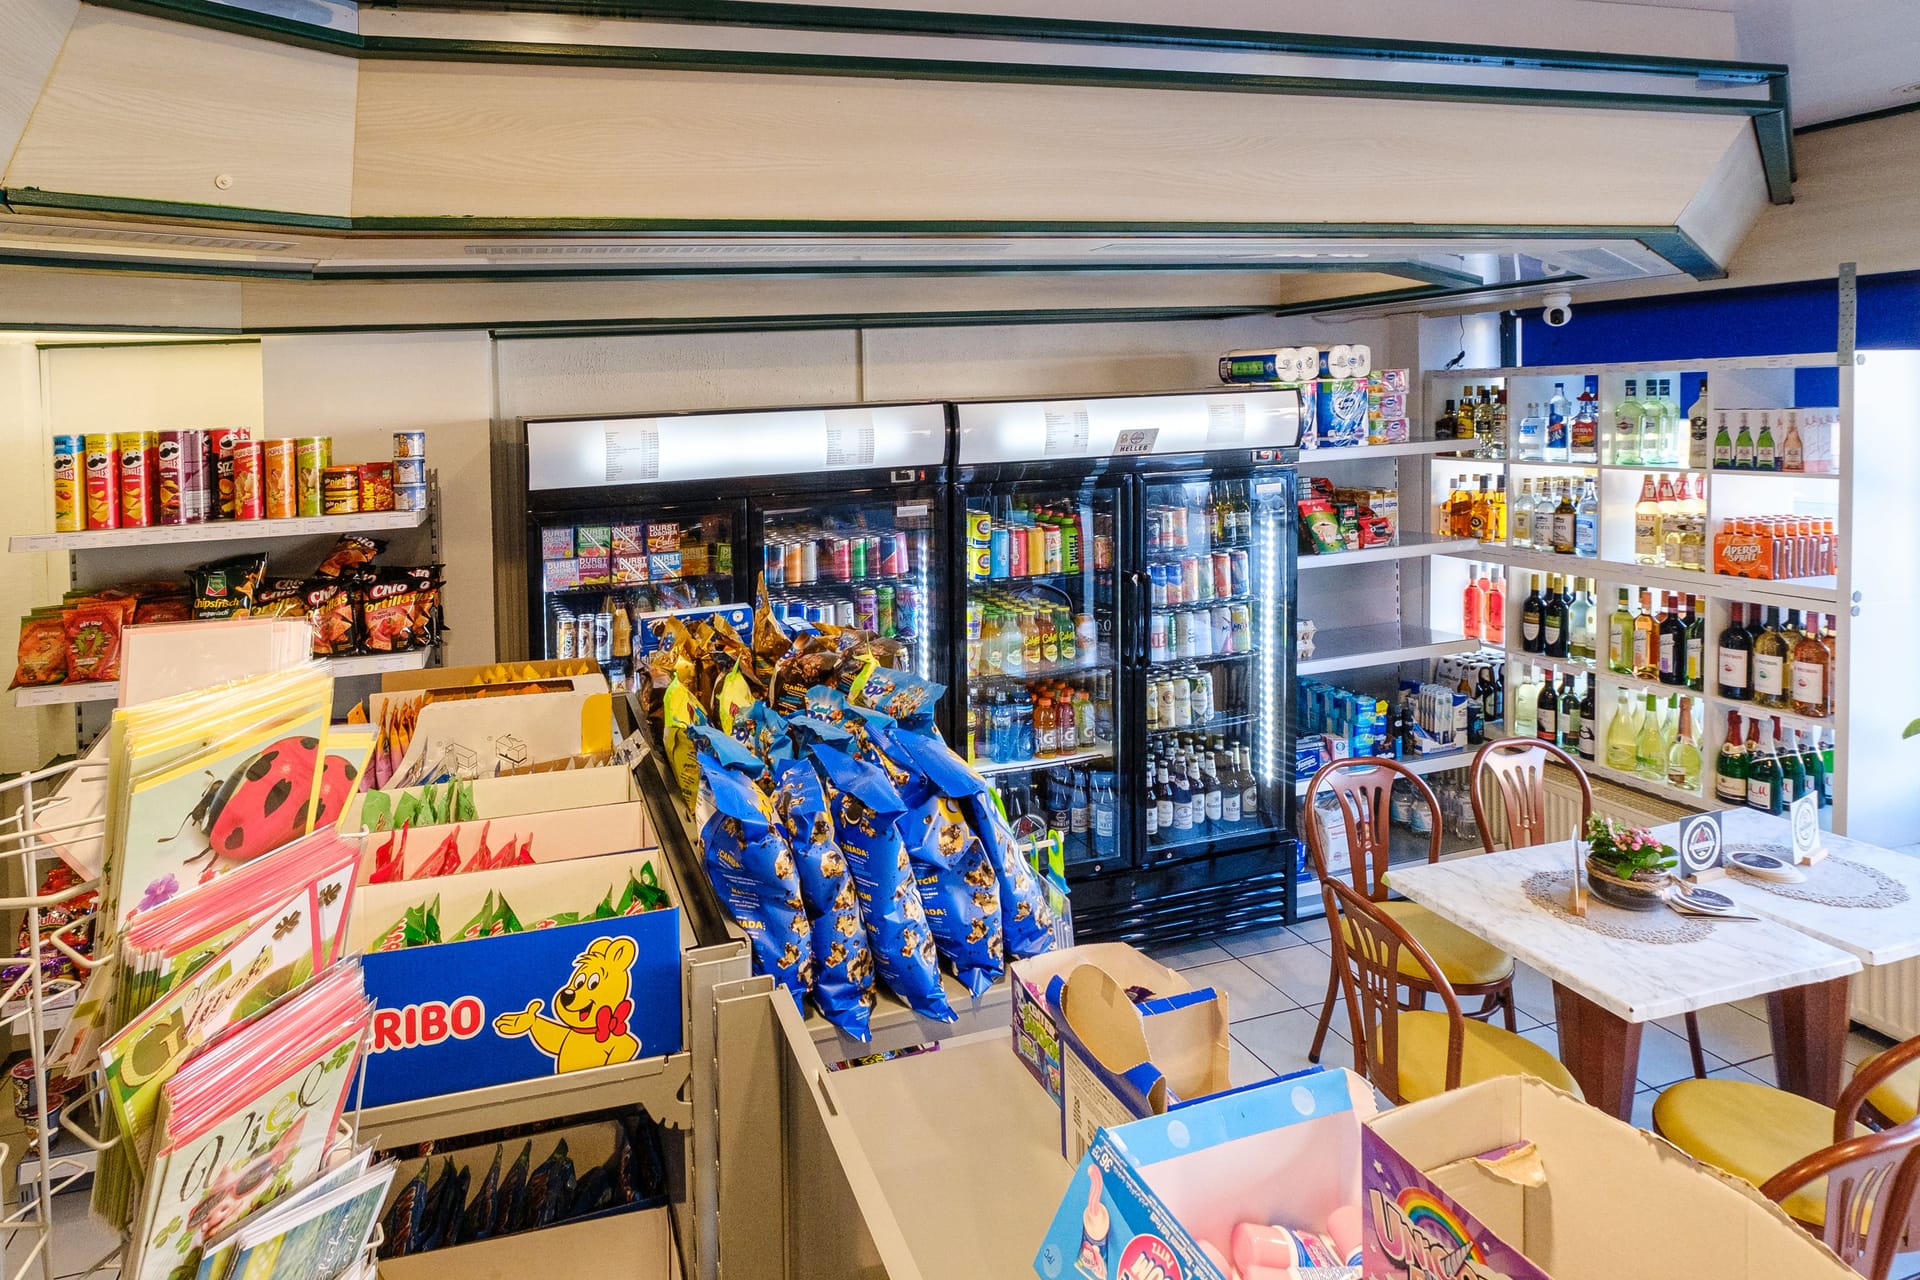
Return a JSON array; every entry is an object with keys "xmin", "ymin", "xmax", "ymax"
[
  {"xmin": 1762, "ymin": 1130, "xmax": 1920, "ymax": 1280},
  {"xmin": 1468, "ymin": 737, "xmax": 1594, "ymax": 854}
]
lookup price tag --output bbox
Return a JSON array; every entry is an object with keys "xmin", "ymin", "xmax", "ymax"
[
  {"xmin": 1677, "ymin": 811, "xmax": 1725, "ymax": 880},
  {"xmin": 1790, "ymin": 791, "xmax": 1824, "ymax": 864},
  {"xmin": 825, "ymin": 419, "xmax": 876, "ymax": 468},
  {"xmin": 1041, "ymin": 407, "xmax": 1090, "ymax": 456},
  {"xmin": 1113, "ymin": 428, "xmax": 1158, "ymax": 456},
  {"xmin": 604, "ymin": 423, "xmax": 660, "ymax": 483}
]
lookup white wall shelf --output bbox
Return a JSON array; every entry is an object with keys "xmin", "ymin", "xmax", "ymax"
[
  {"xmin": 1297, "ymin": 622, "xmax": 1476, "ymax": 676},
  {"xmin": 1296, "ymin": 439, "xmax": 1476, "ymax": 464},
  {"xmin": 1298, "ymin": 530, "xmax": 1476, "ymax": 570},
  {"xmin": 7, "ymin": 508, "xmax": 426, "ymax": 553},
  {"xmin": 14, "ymin": 648, "xmax": 430, "ymax": 707}
]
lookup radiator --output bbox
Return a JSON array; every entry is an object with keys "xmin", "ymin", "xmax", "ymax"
[{"xmin": 1853, "ymin": 958, "xmax": 1920, "ymax": 1041}]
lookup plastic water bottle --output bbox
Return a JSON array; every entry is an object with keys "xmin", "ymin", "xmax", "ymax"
[{"xmin": 1091, "ymin": 772, "xmax": 1117, "ymax": 857}]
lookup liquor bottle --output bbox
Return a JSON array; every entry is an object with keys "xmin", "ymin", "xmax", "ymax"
[
  {"xmin": 1544, "ymin": 383, "xmax": 1572, "ymax": 463},
  {"xmin": 1717, "ymin": 601, "xmax": 1751, "ymax": 700},
  {"xmin": 1715, "ymin": 711, "xmax": 1748, "ymax": 804},
  {"xmin": 1791, "ymin": 612, "xmax": 1832, "ymax": 718},
  {"xmin": 1572, "ymin": 378, "xmax": 1600, "ymax": 463},
  {"xmin": 1684, "ymin": 597, "xmax": 1706, "ymax": 690},
  {"xmin": 1682, "ymin": 476, "xmax": 1709, "ymax": 571},
  {"xmin": 1755, "ymin": 411, "xmax": 1778, "ymax": 472},
  {"xmin": 1782, "ymin": 410, "xmax": 1805, "ymax": 472},
  {"xmin": 1606, "ymin": 688, "xmax": 1638, "ymax": 770},
  {"xmin": 1657, "ymin": 473, "xmax": 1681, "ymax": 566},
  {"xmin": 1733, "ymin": 412, "xmax": 1756, "ymax": 470},
  {"xmin": 1612, "ymin": 379, "xmax": 1642, "ymax": 465},
  {"xmin": 1521, "ymin": 574, "xmax": 1545, "ymax": 653},
  {"xmin": 1634, "ymin": 474, "xmax": 1661, "ymax": 564},
  {"xmin": 1637, "ymin": 384, "xmax": 1665, "ymax": 467},
  {"xmin": 1794, "ymin": 729, "xmax": 1826, "ymax": 808},
  {"xmin": 1490, "ymin": 475, "xmax": 1508, "ymax": 542},
  {"xmin": 1632, "ymin": 589, "xmax": 1659, "ymax": 679},
  {"xmin": 1745, "ymin": 718, "xmax": 1781, "ymax": 814},
  {"xmin": 1818, "ymin": 731, "xmax": 1836, "ymax": 808},
  {"xmin": 1750, "ymin": 606, "xmax": 1790, "ymax": 709},
  {"xmin": 1608, "ymin": 588, "xmax": 1635, "ymax": 674},
  {"xmin": 1658, "ymin": 592, "xmax": 1687, "ymax": 686},
  {"xmin": 1474, "ymin": 388, "xmax": 1497, "ymax": 459},
  {"xmin": 1551, "ymin": 484, "xmax": 1577, "ymax": 555},
  {"xmin": 1558, "ymin": 674, "xmax": 1582, "ymax": 753},
  {"xmin": 1578, "ymin": 676, "xmax": 1597, "ymax": 761},
  {"xmin": 1445, "ymin": 476, "xmax": 1473, "ymax": 538},
  {"xmin": 1687, "ymin": 377, "xmax": 1710, "ymax": 469},
  {"xmin": 1667, "ymin": 697, "xmax": 1702, "ymax": 791},
  {"xmin": 1492, "ymin": 388, "xmax": 1509, "ymax": 460},
  {"xmin": 1574, "ymin": 478, "xmax": 1600, "ymax": 559},
  {"xmin": 1775, "ymin": 718, "xmax": 1808, "ymax": 801},
  {"xmin": 1531, "ymin": 481, "xmax": 1558, "ymax": 550},
  {"xmin": 1635, "ymin": 691, "xmax": 1666, "ymax": 781},
  {"xmin": 1487, "ymin": 566, "xmax": 1507, "ymax": 639},
  {"xmin": 1468, "ymin": 477, "xmax": 1492, "ymax": 542},
  {"xmin": 1437, "ymin": 399, "xmax": 1460, "ymax": 441},
  {"xmin": 1463, "ymin": 564, "xmax": 1487, "ymax": 641},
  {"xmin": 1535, "ymin": 669, "xmax": 1559, "ymax": 745},
  {"xmin": 1511, "ymin": 478, "xmax": 1535, "ymax": 549},
  {"xmin": 1511, "ymin": 664, "xmax": 1540, "ymax": 738},
  {"xmin": 1543, "ymin": 574, "xmax": 1569, "ymax": 658},
  {"xmin": 1515, "ymin": 402, "xmax": 1544, "ymax": 461},
  {"xmin": 1661, "ymin": 380, "xmax": 1685, "ymax": 465},
  {"xmin": 1568, "ymin": 578, "xmax": 1595, "ymax": 665},
  {"xmin": 1713, "ymin": 411, "xmax": 1733, "ymax": 469},
  {"xmin": 1477, "ymin": 664, "xmax": 1501, "ymax": 728}
]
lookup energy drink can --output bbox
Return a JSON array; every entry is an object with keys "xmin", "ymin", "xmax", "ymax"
[
  {"xmin": 828, "ymin": 536, "xmax": 851, "ymax": 583},
  {"xmin": 555, "ymin": 615, "xmax": 576, "ymax": 660},
  {"xmin": 393, "ymin": 430, "xmax": 427, "ymax": 459},
  {"xmin": 213, "ymin": 428, "xmax": 250, "ymax": 520},
  {"xmin": 1230, "ymin": 604, "xmax": 1253, "ymax": 652},
  {"xmin": 988, "ymin": 526, "xmax": 1010, "ymax": 579},
  {"xmin": 1213, "ymin": 551, "xmax": 1234, "ymax": 598},
  {"xmin": 180, "ymin": 429, "xmax": 211, "ymax": 523},
  {"xmin": 855, "ymin": 587, "xmax": 878, "ymax": 632},
  {"xmin": 966, "ymin": 510, "xmax": 991, "ymax": 581},
  {"xmin": 763, "ymin": 540, "xmax": 785, "ymax": 588},
  {"xmin": 896, "ymin": 585, "xmax": 922, "ymax": 639},
  {"xmin": 875, "ymin": 585, "xmax": 896, "ymax": 638},
  {"xmin": 860, "ymin": 534, "xmax": 881, "ymax": 580},
  {"xmin": 594, "ymin": 612, "xmax": 613, "ymax": 664},
  {"xmin": 882, "ymin": 531, "xmax": 909, "ymax": 577},
  {"xmin": 294, "ymin": 436, "xmax": 330, "ymax": 517},
  {"xmin": 834, "ymin": 600, "xmax": 855, "ymax": 627},
  {"xmin": 848, "ymin": 531, "xmax": 868, "ymax": 581},
  {"xmin": 231, "ymin": 441, "xmax": 265, "ymax": 521},
  {"xmin": 83, "ymin": 434, "xmax": 119, "ymax": 530},
  {"xmin": 51, "ymin": 437, "xmax": 82, "ymax": 532},
  {"xmin": 796, "ymin": 537, "xmax": 818, "ymax": 585},
  {"xmin": 1230, "ymin": 549, "xmax": 1250, "ymax": 597},
  {"xmin": 261, "ymin": 439, "xmax": 297, "ymax": 518}
]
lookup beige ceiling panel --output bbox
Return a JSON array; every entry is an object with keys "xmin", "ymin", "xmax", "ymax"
[
  {"xmin": 236, "ymin": 267, "xmax": 1423, "ymax": 330},
  {"xmin": 0, "ymin": 0, "xmax": 77, "ymax": 174},
  {"xmin": 0, "ymin": 264, "xmax": 242, "ymax": 330},
  {"xmin": 352, "ymin": 62, "xmax": 1748, "ymax": 226},
  {"xmin": 5, "ymin": 8, "xmax": 356, "ymax": 216}
]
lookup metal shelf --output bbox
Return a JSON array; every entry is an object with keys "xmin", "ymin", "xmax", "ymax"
[
  {"xmin": 969, "ymin": 660, "xmax": 1111, "ymax": 691},
  {"xmin": 14, "ymin": 648, "xmax": 431, "ymax": 707},
  {"xmin": 1297, "ymin": 531, "xmax": 1479, "ymax": 569},
  {"xmin": 971, "ymin": 746, "xmax": 1113, "ymax": 777},
  {"xmin": 1479, "ymin": 545, "xmax": 1839, "ymax": 608},
  {"xmin": 1297, "ymin": 623, "xmax": 1476, "ymax": 675},
  {"xmin": 1429, "ymin": 354, "xmax": 1841, "ymax": 380},
  {"xmin": 8, "ymin": 507, "xmax": 426, "ymax": 553},
  {"xmin": 1146, "ymin": 650, "xmax": 1256, "ymax": 674},
  {"xmin": 353, "ymin": 1050, "xmax": 692, "ymax": 1149},
  {"xmin": 1297, "ymin": 438, "xmax": 1477, "ymax": 463},
  {"xmin": 1293, "ymin": 747, "xmax": 1477, "ymax": 796}
]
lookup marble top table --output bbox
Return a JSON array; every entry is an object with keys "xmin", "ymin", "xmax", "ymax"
[
  {"xmin": 1387, "ymin": 844, "xmax": 1860, "ymax": 1120},
  {"xmin": 1668, "ymin": 808, "xmax": 1920, "ymax": 965}
]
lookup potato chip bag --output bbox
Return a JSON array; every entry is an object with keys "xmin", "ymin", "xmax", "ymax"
[
  {"xmin": 715, "ymin": 663, "xmax": 754, "ymax": 736},
  {"xmin": 809, "ymin": 742, "xmax": 953, "ymax": 1023},
  {"xmin": 845, "ymin": 659, "xmax": 945, "ymax": 728},
  {"xmin": 661, "ymin": 671, "xmax": 708, "ymax": 814},
  {"xmin": 772, "ymin": 757, "xmax": 874, "ymax": 1041},
  {"xmin": 696, "ymin": 753, "xmax": 811, "ymax": 999},
  {"xmin": 10, "ymin": 611, "xmax": 67, "ymax": 688}
]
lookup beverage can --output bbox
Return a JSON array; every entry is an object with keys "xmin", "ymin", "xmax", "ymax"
[
  {"xmin": 226, "ymin": 441, "xmax": 263, "ymax": 521},
  {"xmin": 393, "ymin": 430, "xmax": 427, "ymax": 459},
  {"xmin": 835, "ymin": 600, "xmax": 855, "ymax": 627},
  {"xmin": 864, "ymin": 534, "xmax": 883, "ymax": 579},
  {"xmin": 1145, "ymin": 679, "xmax": 1160, "ymax": 731},
  {"xmin": 1149, "ymin": 611, "xmax": 1169, "ymax": 662},
  {"xmin": 876, "ymin": 531, "xmax": 901, "ymax": 577},
  {"xmin": 357, "ymin": 461, "xmax": 394, "ymax": 513},
  {"xmin": 1145, "ymin": 509, "xmax": 1164, "ymax": 550},
  {"xmin": 875, "ymin": 584, "xmax": 896, "ymax": 638},
  {"xmin": 1149, "ymin": 563, "xmax": 1168, "ymax": 609},
  {"xmin": 51, "ymin": 436, "xmax": 82, "ymax": 532},
  {"xmin": 394, "ymin": 483, "xmax": 429, "ymax": 512},
  {"xmin": 829, "ymin": 536, "xmax": 852, "ymax": 583},
  {"xmin": 116, "ymin": 431, "xmax": 157, "ymax": 528},
  {"xmin": 320, "ymin": 464, "xmax": 360, "ymax": 515},
  {"xmin": 1182, "ymin": 556, "xmax": 1202, "ymax": 603},
  {"xmin": 1213, "ymin": 604, "xmax": 1235, "ymax": 655},
  {"xmin": 180, "ymin": 429, "xmax": 212, "ymax": 523},
  {"xmin": 1093, "ymin": 531, "xmax": 1114, "ymax": 572},
  {"xmin": 987, "ymin": 526, "xmax": 1010, "ymax": 579},
  {"xmin": 1213, "ymin": 551, "xmax": 1234, "ymax": 598},
  {"xmin": 595, "ymin": 612, "xmax": 613, "ymax": 664},
  {"xmin": 1230, "ymin": 604, "xmax": 1253, "ymax": 652},
  {"xmin": 258, "ymin": 439, "xmax": 297, "ymax": 518},
  {"xmin": 393, "ymin": 456, "xmax": 427, "ymax": 486},
  {"xmin": 83, "ymin": 434, "xmax": 119, "ymax": 530},
  {"xmin": 294, "ymin": 436, "xmax": 330, "ymax": 516},
  {"xmin": 1167, "ymin": 505, "xmax": 1189, "ymax": 548},
  {"xmin": 1042, "ymin": 524, "xmax": 1063, "ymax": 576},
  {"xmin": 1230, "ymin": 549, "xmax": 1250, "ymax": 596},
  {"xmin": 1156, "ymin": 678, "xmax": 1176, "ymax": 727},
  {"xmin": 783, "ymin": 538, "xmax": 805, "ymax": 585},
  {"xmin": 1194, "ymin": 671, "xmax": 1214, "ymax": 722},
  {"xmin": 855, "ymin": 587, "xmax": 879, "ymax": 631},
  {"xmin": 1007, "ymin": 522, "xmax": 1028, "ymax": 577},
  {"xmin": 555, "ymin": 615, "xmax": 576, "ymax": 660},
  {"xmin": 797, "ymin": 537, "xmax": 818, "ymax": 585},
  {"xmin": 966, "ymin": 510, "xmax": 991, "ymax": 581},
  {"xmin": 762, "ymin": 540, "xmax": 784, "ymax": 587},
  {"xmin": 897, "ymin": 585, "xmax": 922, "ymax": 639}
]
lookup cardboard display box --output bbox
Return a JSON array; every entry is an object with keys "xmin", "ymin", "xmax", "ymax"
[
  {"xmin": 352, "ymin": 765, "xmax": 635, "ymax": 832},
  {"xmin": 1009, "ymin": 943, "xmax": 1194, "ymax": 1109},
  {"xmin": 377, "ymin": 1204, "xmax": 676, "ymax": 1279},
  {"xmin": 352, "ymin": 797, "xmax": 654, "ymax": 882}
]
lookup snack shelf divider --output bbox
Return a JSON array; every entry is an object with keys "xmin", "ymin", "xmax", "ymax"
[{"xmin": 7, "ymin": 508, "xmax": 428, "ymax": 554}]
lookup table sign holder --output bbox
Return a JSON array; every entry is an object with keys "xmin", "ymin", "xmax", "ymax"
[
  {"xmin": 1677, "ymin": 811, "xmax": 1727, "ymax": 883},
  {"xmin": 1789, "ymin": 792, "xmax": 1827, "ymax": 865},
  {"xmin": 1569, "ymin": 822, "xmax": 1587, "ymax": 917}
]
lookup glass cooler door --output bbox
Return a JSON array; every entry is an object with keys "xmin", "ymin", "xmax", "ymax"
[
  {"xmin": 1140, "ymin": 468, "xmax": 1292, "ymax": 859},
  {"xmin": 961, "ymin": 478, "xmax": 1121, "ymax": 874}
]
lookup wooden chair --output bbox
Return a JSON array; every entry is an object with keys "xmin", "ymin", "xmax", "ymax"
[
  {"xmin": 1303, "ymin": 757, "xmax": 1516, "ymax": 1067},
  {"xmin": 1321, "ymin": 875, "xmax": 1580, "ymax": 1105},
  {"xmin": 1468, "ymin": 737, "xmax": 1712, "ymax": 1082},
  {"xmin": 1655, "ymin": 1033, "xmax": 1920, "ymax": 1277}
]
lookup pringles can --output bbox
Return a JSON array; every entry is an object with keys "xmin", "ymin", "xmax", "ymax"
[
  {"xmin": 156, "ymin": 431, "xmax": 185, "ymax": 525},
  {"xmin": 231, "ymin": 440, "xmax": 265, "ymax": 521},
  {"xmin": 211, "ymin": 428, "xmax": 250, "ymax": 520},
  {"xmin": 321, "ymin": 465, "xmax": 361, "ymax": 515},
  {"xmin": 83, "ymin": 434, "xmax": 119, "ymax": 530},
  {"xmin": 51, "ymin": 437, "xmax": 81, "ymax": 532},
  {"xmin": 116, "ymin": 431, "xmax": 157, "ymax": 528},
  {"xmin": 294, "ymin": 437, "xmax": 330, "ymax": 517},
  {"xmin": 261, "ymin": 439, "xmax": 298, "ymax": 519}
]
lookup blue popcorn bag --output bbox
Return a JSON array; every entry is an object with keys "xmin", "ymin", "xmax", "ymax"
[
  {"xmin": 696, "ymin": 753, "xmax": 813, "ymax": 998},
  {"xmin": 772, "ymin": 757, "xmax": 875, "ymax": 1041}
]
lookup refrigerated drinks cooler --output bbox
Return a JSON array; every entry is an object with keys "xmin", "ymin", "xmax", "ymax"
[
  {"xmin": 521, "ymin": 402, "xmax": 950, "ymax": 710},
  {"xmin": 954, "ymin": 389, "xmax": 1302, "ymax": 940}
]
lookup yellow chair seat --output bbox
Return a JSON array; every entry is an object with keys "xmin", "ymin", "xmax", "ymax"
[
  {"xmin": 1379, "ymin": 1009, "xmax": 1582, "ymax": 1103},
  {"xmin": 1861, "ymin": 1051, "xmax": 1919, "ymax": 1125},
  {"xmin": 1652, "ymin": 1079, "xmax": 1844, "ymax": 1226},
  {"xmin": 1346, "ymin": 900, "xmax": 1514, "ymax": 988}
]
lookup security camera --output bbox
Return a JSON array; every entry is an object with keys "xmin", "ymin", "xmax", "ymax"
[{"xmin": 1541, "ymin": 291, "xmax": 1574, "ymax": 328}]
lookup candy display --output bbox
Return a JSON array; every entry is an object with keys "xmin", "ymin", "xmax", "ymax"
[{"xmin": 371, "ymin": 863, "xmax": 669, "ymax": 950}]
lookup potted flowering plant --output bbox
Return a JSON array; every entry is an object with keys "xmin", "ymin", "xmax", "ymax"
[{"xmin": 1584, "ymin": 816, "xmax": 1677, "ymax": 911}]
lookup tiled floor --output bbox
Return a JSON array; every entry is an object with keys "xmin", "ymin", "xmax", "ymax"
[{"xmin": 1150, "ymin": 918, "xmax": 1892, "ymax": 1126}]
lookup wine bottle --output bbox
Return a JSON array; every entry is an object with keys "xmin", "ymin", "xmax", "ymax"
[
  {"xmin": 1718, "ymin": 602, "xmax": 1752, "ymax": 700},
  {"xmin": 1578, "ymin": 676, "xmax": 1596, "ymax": 761},
  {"xmin": 1774, "ymin": 717, "xmax": 1807, "ymax": 801},
  {"xmin": 1632, "ymin": 590, "xmax": 1659, "ymax": 679},
  {"xmin": 1714, "ymin": 711, "xmax": 1748, "ymax": 804},
  {"xmin": 1605, "ymin": 688, "xmax": 1638, "ymax": 771},
  {"xmin": 1658, "ymin": 593, "xmax": 1688, "ymax": 687},
  {"xmin": 1608, "ymin": 588, "xmax": 1635, "ymax": 675},
  {"xmin": 1543, "ymin": 574, "xmax": 1569, "ymax": 658},
  {"xmin": 1535, "ymin": 669, "xmax": 1559, "ymax": 745},
  {"xmin": 1667, "ymin": 697, "xmax": 1701, "ymax": 791},
  {"xmin": 1521, "ymin": 574, "xmax": 1545, "ymax": 654},
  {"xmin": 1558, "ymin": 675, "xmax": 1582, "ymax": 754},
  {"xmin": 1634, "ymin": 691, "xmax": 1665, "ymax": 781},
  {"xmin": 1791, "ymin": 612, "xmax": 1832, "ymax": 718},
  {"xmin": 1745, "ymin": 719, "xmax": 1781, "ymax": 814},
  {"xmin": 1750, "ymin": 606, "xmax": 1790, "ymax": 709}
]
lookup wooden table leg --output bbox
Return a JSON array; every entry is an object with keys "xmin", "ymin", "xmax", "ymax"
[
  {"xmin": 1553, "ymin": 983, "xmax": 1643, "ymax": 1121},
  {"xmin": 1767, "ymin": 975, "xmax": 1852, "ymax": 1106}
]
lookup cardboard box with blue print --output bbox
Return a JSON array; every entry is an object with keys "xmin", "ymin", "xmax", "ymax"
[
  {"xmin": 348, "ymin": 846, "xmax": 688, "ymax": 1110},
  {"xmin": 1009, "ymin": 942, "xmax": 1197, "ymax": 1111},
  {"xmin": 1051, "ymin": 958, "xmax": 1232, "ymax": 1164}
]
